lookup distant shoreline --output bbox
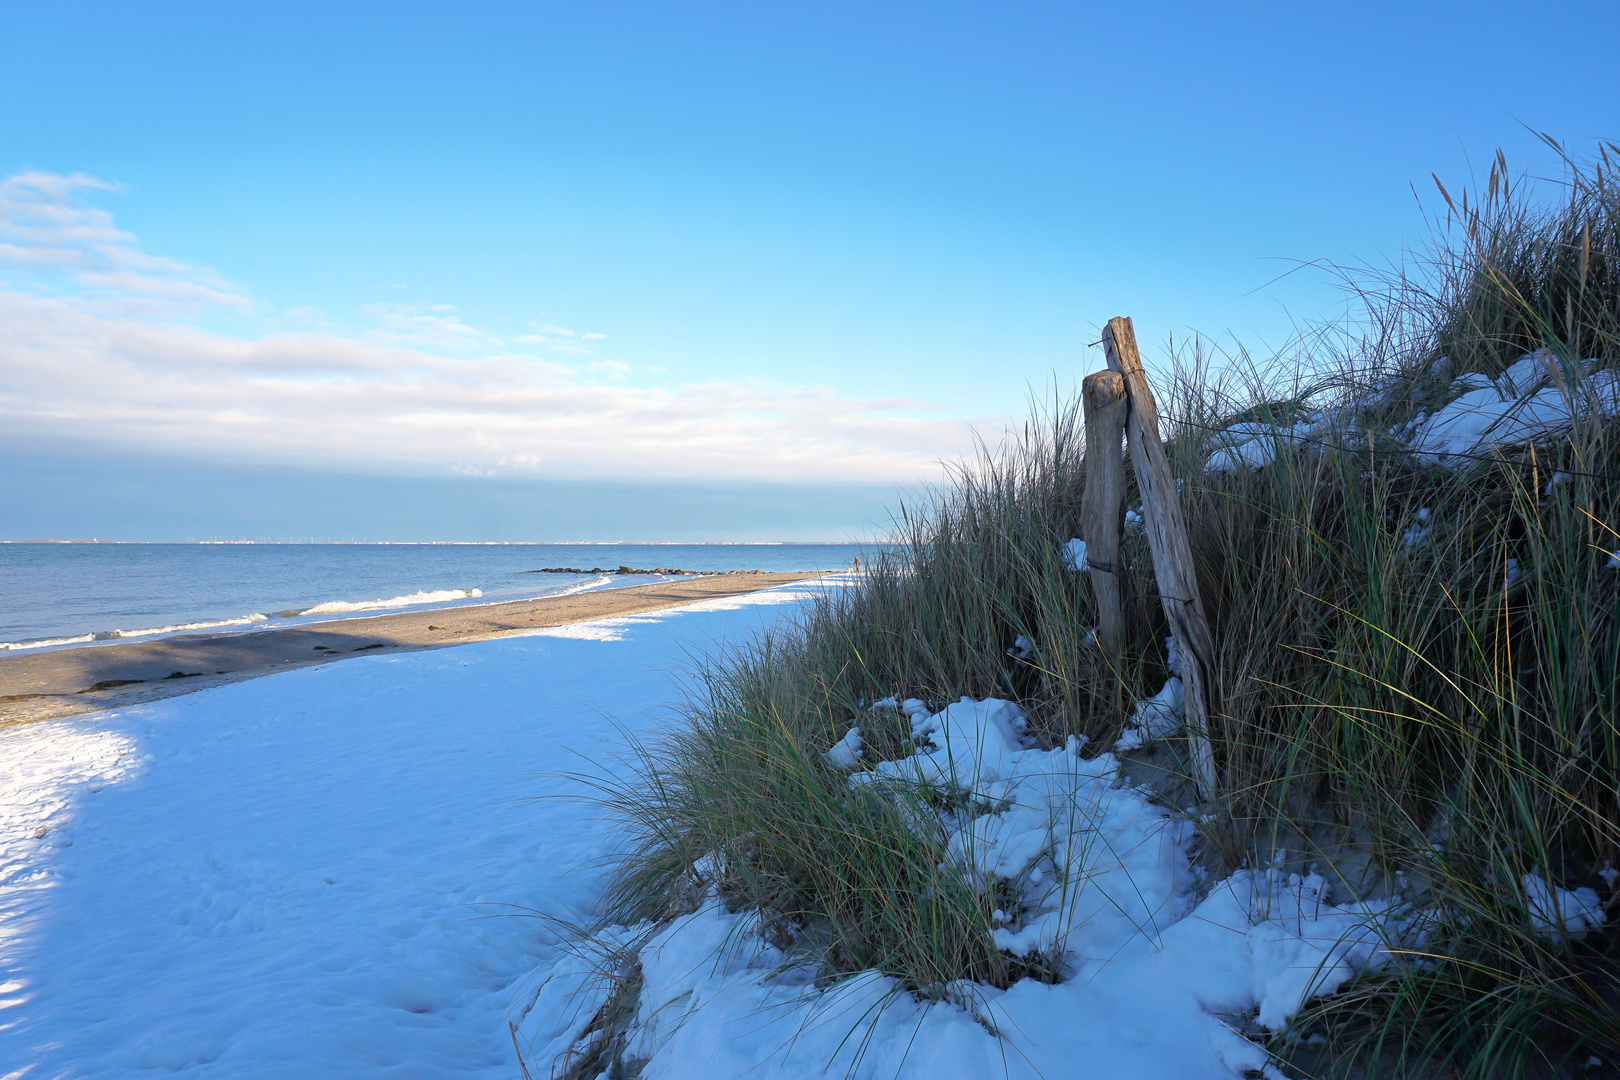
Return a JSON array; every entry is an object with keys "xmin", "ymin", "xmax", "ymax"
[
  {"xmin": 0, "ymin": 572, "xmax": 828, "ymax": 728},
  {"xmin": 2, "ymin": 542, "xmax": 875, "ymax": 652},
  {"xmin": 0, "ymin": 539, "xmax": 867, "ymax": 545}
]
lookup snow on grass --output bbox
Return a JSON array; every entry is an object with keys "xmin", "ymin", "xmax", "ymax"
[
  {"xmin": 515, "ymin": 696, "xmax": 1424, "ymax": 1080},
  {"xmin": 1522, "ymin": 873, "xmax": 1606, "ymax": 941},
  {"xmin": 1114, "ymin": 676, "xmax": 1186, "ymax": 752},
  {"xmin": 1206, "ymin": 417, "xmax": 1329, "ymax": 473},
  {"xmin": 1204, "ymin": 349, "xmax": 1619, "ymax": 474},
  {"xmin": 823, "ymin": 727, "xmax": 864, "ymax": 770},
  {"xmin": 1409, "ymin": 350, "xmax": 1618, "ymax": 463}
]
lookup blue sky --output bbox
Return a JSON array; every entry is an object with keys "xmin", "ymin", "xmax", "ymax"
[{"xmin": 2, "ymin": 1, "xmax": 1616, "ymax": 539}]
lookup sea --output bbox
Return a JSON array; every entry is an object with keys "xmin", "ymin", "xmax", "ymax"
[{"xmin": 1, "ymin": 542, "xmax": 884, "ymax": 652}]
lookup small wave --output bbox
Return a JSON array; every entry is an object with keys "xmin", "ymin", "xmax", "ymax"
[
  {"xmin": 298, "ymin": 588, "xmax": 482, "ymax": 616},
  {"xmin": 0, "ymin": 614, "xmax": 270, "ymax": 651},
  {"xmin": 0, "ymin": 633, "xmax": 98, "ymax": 651},
  {"xmin": 96, "ymin": 614, "xmax": 271, "ymax": 639},
  {"xmin": 548, "ymin": 574, "xmax": 614, "ymax": 598}
]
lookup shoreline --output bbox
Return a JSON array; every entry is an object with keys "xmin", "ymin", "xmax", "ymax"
[{"xmin": 0, "ymin": 572, "xmax": 824, "ymax": 727}]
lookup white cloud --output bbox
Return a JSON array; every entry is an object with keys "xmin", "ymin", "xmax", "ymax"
[
  {"xmin": 0, "ymin": 172, "xmax": 248, "ymax": 313},
  {"xmin": 359, "ymin": 302, "xmax": 493, "ymax": 350},
  {"xmin": 0, "ymin": 171, "xmax": 989, "ymax": 483},
  {"xmin": 509, "ymin": 322, "xmax": 600, "ymax": 354}
]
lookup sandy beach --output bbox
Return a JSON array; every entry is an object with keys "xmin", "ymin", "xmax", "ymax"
[{"xmin": 0, "ymin": 572, "xmax": 822, "ymax": 727}]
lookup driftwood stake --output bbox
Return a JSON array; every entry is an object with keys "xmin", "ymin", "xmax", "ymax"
[
  {"xmin": 1102, "ymin": 316, "xmax": 1219, "ymax": 802},
  {"xmin": 1081, "ymin": 371, "xmax": 1128, "ymax": 673}
]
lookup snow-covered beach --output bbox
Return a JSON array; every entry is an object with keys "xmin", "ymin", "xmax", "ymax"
[
  {"xmin": 3, "ymin": 577, "xmax": 1437, "ymax": 1079},
  {"xmin": 0, "ymin": 581, "xmax": 824, "ymax": 1076}
]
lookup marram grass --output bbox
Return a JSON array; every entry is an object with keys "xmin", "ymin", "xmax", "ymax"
[{"xmin": 598, "ymin": 145, "xmax": 1620, "ymax": 1078}]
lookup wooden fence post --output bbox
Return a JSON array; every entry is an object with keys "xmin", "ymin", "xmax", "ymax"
[
  {"xmin": 1101, "ymin": 316, "xmax": 1219, "ymax": 803},
  {"xmin": 1081, "ymin": 371, "xmax": 1128, "ymax": 674}
]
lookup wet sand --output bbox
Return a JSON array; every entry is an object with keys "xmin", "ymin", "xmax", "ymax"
[{"xmin": 0, "ymin": 572, "xmax": 823, "ymax": 727}]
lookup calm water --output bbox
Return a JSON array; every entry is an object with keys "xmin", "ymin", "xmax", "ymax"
[{"xmin": 1, "ymin": 543, "xmax": 881, "ymax": 650}]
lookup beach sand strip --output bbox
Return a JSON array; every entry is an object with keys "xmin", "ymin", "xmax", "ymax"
[{"xmin": 0, "ymin": 572, "xmax": 823, "ymax": 727}]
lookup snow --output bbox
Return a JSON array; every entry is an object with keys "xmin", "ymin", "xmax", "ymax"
[
  {"xmin": 0, "ymin": 581, "xmax": 824, "ymax": 1078},
  {"xmin": 1410, "ymin": 350, "xmax": 1619, "ymax": 463},
  {"xmin": 869, "ymin": 696, "xmax": 931, "ymax": 722},
  {"xmin": 1203, "ymin": 350, "xmax": 1620, "ymax": 474},
  {"xmin": 1060, "ymin": 538, "xmax": 1088, "ymax": 572},
  {"xmin": 1, "ymin": 578, "xmax": 1483, "ymax": 1080},
  {"xmin": 862, "ymin": 696, "xmax": 1030, "ymax": 788},
  {"xmin": 823, "ymin": 727, "xmax": 864, "ymax": 770},
  {"xmin": 527, "ymin": 694, "xmax": 1426, "ymax": 1079},
  {"xmin": 1206, "ymin": 417, "xmax": 1327, "ymax": 473},
  {"xmin": 1522, "ymin": 873, "xmax": 1605, "ymax": 940},
  {"xmin": 1402, "ymin": 507, "xmax": 1431, "ymax": 547},
  {"xmin": 1115, "ymin": 676, "xmax": 1185, "ymax": 751}
]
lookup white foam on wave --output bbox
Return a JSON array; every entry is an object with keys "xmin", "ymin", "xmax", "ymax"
[
  {"xmin": 545, "ymin": 574, "xmax": 614, "ymax": 598},
  {"xmin": 298, "ymin": 589, "xmax": 482, "ymax": 616},
  {"xmin": 1, "ymin": 614, "xmax": 272, "ymax": 651},
  {"xmin": 4, "ymin": 578, "xmax": 613, "ymax": 652},
  {"xmin": 97, "ymin": 614, "xmax": 272, "ymax": 639},
  {"xmin": 0, "ymin": 633, "xmax": 98, "ymax": 652}
]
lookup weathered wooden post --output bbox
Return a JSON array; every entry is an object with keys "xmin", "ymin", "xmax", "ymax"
[
  {"xmin": 1101, "ymin": 316, "xmax": 1219, "ymax": 803},
  {"xmin": 1081, "ymin": 371, "xmax": 1128, "ymax": 674}
]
